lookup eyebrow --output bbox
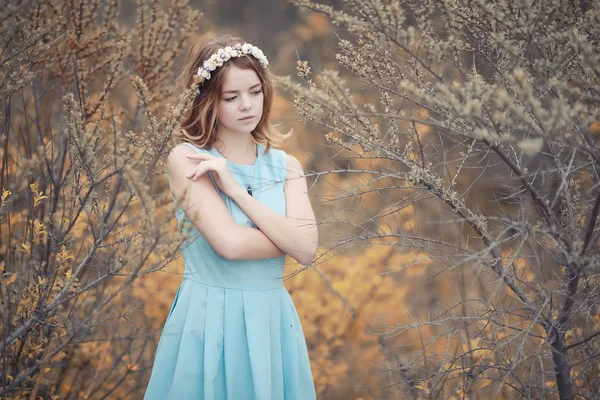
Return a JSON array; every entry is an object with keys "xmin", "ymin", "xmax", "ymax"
[{"xmin": 222, "ymin": 83, "xmax": 262, "ymax": 94}]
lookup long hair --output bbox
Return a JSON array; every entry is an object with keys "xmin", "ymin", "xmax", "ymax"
[{"xmin": 174, "ymin": 33, "xmax": 291, "ymax": 152}]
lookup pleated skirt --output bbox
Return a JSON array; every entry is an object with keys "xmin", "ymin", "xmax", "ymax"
[{"xmin": 143, "ymin": 278, "xmax": 316, "ymax": 400}]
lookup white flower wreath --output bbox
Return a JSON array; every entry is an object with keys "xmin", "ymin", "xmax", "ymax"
[{"xmin": 196, "ymin": 42, "xmax": 269, "ymax": 85}]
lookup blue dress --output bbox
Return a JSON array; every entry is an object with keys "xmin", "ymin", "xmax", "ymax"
[{"xmin": 144, "ymin": 141, "xmax": 316, "ymax": 400}]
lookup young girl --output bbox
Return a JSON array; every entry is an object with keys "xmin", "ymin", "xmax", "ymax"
[{"xmin": 143, "ymin": 34, "xmax": 318, "ymax": 399}]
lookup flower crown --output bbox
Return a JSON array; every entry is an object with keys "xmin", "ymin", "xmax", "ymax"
[{"xmin": 196, "ymin": 42, "xmax": 269, "ymax": 84}]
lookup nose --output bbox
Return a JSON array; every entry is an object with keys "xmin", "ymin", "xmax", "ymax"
[{"xmin": 239, "ymin": 93, "xmax": 251, "ymax": 111}]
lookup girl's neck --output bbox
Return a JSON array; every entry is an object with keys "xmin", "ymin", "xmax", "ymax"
[{"xmin": 214, "ymin": 134, "xmax": 257, "ymax": 164}]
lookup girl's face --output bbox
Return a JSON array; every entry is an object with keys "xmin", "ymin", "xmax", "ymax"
[{"xmin": 216, "ymin": 65, "xmax": 264, "ymax": 136}]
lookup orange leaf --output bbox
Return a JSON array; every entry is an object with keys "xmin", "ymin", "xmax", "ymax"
[{"xmin": 6, "ymin": 273, "xmax": 17, "ymax": 286}]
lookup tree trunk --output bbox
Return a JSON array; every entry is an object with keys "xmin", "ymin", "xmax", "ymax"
[{"xmin": 551, "ymin": 341, "xmax": 574, "ymax": 400}]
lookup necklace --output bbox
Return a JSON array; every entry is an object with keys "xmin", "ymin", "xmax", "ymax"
[{"xmin": 246, "ymin": 150, "xmax": 258, "ymax": 197}]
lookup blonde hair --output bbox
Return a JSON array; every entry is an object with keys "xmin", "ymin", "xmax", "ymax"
[{"xmin": 174, "ymin": 33, "xmax": 291, "ymax": 152}]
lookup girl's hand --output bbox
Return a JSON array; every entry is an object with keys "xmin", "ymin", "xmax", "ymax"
[{"xmin": 185, "ymin": 153, "xmax": 241, "ymax": 198}]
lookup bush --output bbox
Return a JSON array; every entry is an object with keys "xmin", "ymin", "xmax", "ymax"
[
  {"xmin": 0, "ymin": 1, "xmax": 201, "ymax": 398},
  {"xmin": 280, "ymin": 0, "xmax": 600, "ymax": 398}
]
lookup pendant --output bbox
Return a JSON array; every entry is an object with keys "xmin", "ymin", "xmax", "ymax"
[{"xmin": 247, "ymin": 186, "xmax": 252, "ymax": 196}]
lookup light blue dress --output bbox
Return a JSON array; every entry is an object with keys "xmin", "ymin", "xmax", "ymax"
[{"xmin": 144, "ymin": 141, "xmax": 316, "ymax": 400}]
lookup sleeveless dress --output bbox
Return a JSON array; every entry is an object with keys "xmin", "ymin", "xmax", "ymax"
[{"xmin": 143, "ymin": 141, "xmax": 317, "ymax": 400}]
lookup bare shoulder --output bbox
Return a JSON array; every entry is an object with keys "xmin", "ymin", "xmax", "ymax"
[
  {"xmin": 167, "ymin": 143, "xmax": 211, "ymax": 206},
  {"xmin": 285, "ymin": 153, "xmax": 305, "ymax": 179},
  {"xmin": 169, "ymin": 142, "xmax": 198, "ymax": 158}
]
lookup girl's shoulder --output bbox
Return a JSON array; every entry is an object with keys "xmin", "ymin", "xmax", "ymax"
[
  {"xmin": 170, "ymin": 142, "xmax": 215, "ymax": 166},
  {"xmin": 260, "ymin": 143, "xmax": 290, "ymax": 167},
  {"xmin": 173, "ymin": 141, "xmax": 209, "ymax": 154},
  {"xmin": 262, "ymin": 146, "xmax": 302, "ymax": 171},
  {"xmin": 259, "ymin": 143, "xmax": 288, "ymax": 181}
]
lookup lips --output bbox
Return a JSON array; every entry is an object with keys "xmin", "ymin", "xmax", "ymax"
[{"xmin": 238, "ymin": 116, "xmax": 255, "ymax": 121}]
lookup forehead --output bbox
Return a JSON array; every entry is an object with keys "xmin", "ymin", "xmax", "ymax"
[{"xmin": 221, "ymin": 66, "xmax": 261, "ymax": 90}]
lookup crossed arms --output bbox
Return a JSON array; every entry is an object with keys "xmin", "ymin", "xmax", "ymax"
[{"xmin": 168, "ymin": 145, "xmax": 318, "ymax": 265}]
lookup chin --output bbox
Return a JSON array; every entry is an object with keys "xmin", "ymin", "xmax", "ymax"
[{"xmin": 239, "ymin": 123, "xmax": 259, "ymax": 132}]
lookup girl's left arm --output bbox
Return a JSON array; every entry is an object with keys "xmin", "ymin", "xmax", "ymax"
[{"xmin": 229, "ymin": 154, "xmax": 319, "ymax": 265}]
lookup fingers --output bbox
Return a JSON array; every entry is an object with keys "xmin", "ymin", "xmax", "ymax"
[
  {"xmin": 186, "ymin": 165, "xmax": 206, "ymax": 180},
  {"xmin": 185, "ymin": 154, "xmax": 209, "ymax": 180},
  {"xmin": 184, "ymin": 155, "xmax": 225, "ymax": 181},
  {"xmin": 186, "ymin": 160, "xmax": 218, "ymax": 180}
]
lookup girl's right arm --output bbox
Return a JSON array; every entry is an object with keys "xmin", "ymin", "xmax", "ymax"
[{"xmin": 228, "ymin": 226, "xmax": 286, "ymax": 260}]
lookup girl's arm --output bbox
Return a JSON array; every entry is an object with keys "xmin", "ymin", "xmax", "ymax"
[
  {"xmin": 228, "ymin": 226, "xmax": 286, "ymax": 260},
  {"xmin": 230, "ymin": 154, "xmax": 318, "ymax": 265}
]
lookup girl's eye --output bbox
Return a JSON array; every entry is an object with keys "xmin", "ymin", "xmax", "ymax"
[{"xmin": 223, "ymin": 90, "xmax": 261, "ymax": 102}]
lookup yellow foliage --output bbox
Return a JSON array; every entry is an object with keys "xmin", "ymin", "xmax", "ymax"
[
  {"xmin": 56, "ymin": 245, "xmax": 74, "ymax": 265},
  {"xmin": 307, "ymin": 13, "xmax": 330, "ymax": 35},
  {"xmin": 1, "ymin": 189, "xmax": 11, "ymax": 207},
  {"xmin": 294, "ymin": 13, "xmax": 330, "ymax": 41},
  {"xmin": 6, "ymin": 272, "xmax": 18, "ymax": 286},
  {"xmin": 32, "ymin": 219, "xmax": 47, "ymax": 244},
  {"xmin": 20, "ymin": 242, "xmax": 31, "ymax": 255},
  {"xmin": 590, "ymin": 120, "xmax": 600, "ymax": 135},
  {"xmin": 286, "ymin": 245, "xmax": 434, "ymax": 396},
  {"xmin": 30, "ymin": 182, "xmax": 49, "ymax": 208}
]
